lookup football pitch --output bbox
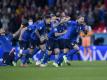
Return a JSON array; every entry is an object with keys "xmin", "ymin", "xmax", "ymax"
[{"xmin": 0, "ymin": 61, "xmax": 107, "ymax": 80}]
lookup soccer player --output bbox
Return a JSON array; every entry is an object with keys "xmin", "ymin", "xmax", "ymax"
[
  {"xmin": 27, "ymin": 18, "xmax": 40, "ymax": 65},
  {"xmin": 55, "ymin": 12, "xmax": 72, "ymax": 66},
  {"xmin": 37, "ymin": 15, "xmax": 67, "ymax": 67},
  {"xmin": 0, "ymin": 28, "xmax": 13, "ymax": 65},
  {"xmin": 39, "ymin": 14, "xmax": 68, "ymax": 67},
  {"xmin": 38, "ymin": 15, "xmax": 54, "ymax": 67},
  {"xmin": 18, "ymin": 19, "xmax": 32, "ymax": 67},
  {"xmin": 30, "ymin": 22, "xmax": 42, "ymax": 66},
  {"xmin": 58, "ymin": 16, "xmax": 87, "ymax": 66},
  {"xmin": 0, "ymin": 23, "xmax": 24, "ymax": 66},
  {"xmin": 33, "ymin": 16, "xmax": 48, "ymax": 67}
]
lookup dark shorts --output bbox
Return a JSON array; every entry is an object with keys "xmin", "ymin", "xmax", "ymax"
[
  {"xmin": 30, "ymin": 37, "xmax": 47, "ymax": 49},
  {"xmin": 54, "ymin": 39, "xmax": 60, "ymax": 49},
  {"xmin": 38, "ymin": 39, "xmax": 47, "ymax": 45},
  {"xmin": 58, "ymin": 39, "xmax": 71, "ymax": 49},
  {"xmin": 30, "ymin": 39, "xmax": 39, "ymax": 49},
  {"xmin": 3, "ymin": 52, "xmax": 14, "ymax": 65},
  {"xmin": 19, "ymin": 40, "xmax": 30, "ymax": 50},
  {"xmin": 52, "ymin": 39, "xmax": 70, "ymax": 49},
  {"xmin": 46, "ymin": 38, "xmax": 55, "ymax": 51}
]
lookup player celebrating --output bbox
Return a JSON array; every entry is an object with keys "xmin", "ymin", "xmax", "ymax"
[
  {"xmin": 32, "ymin": 16, "xmax": 48, "ymax": 67},
  {"xmin": 40, "ymin": 13, "xmax": 68, "ymax": 67},
  {"xmin": 58, "ymin": 16, "xmax": 87, "ymax": 66}
]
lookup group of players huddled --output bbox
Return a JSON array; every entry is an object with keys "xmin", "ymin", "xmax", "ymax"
[{"xmin": 0, "ymin": 12, "xmax": 90, "ymax": 67}]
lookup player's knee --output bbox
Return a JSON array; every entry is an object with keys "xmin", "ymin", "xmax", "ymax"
[
  {"xmin": 48, "ymin": 51, "xmax": 52, "ymax": 55},
  {"xmin": 40, "ymin": 44, "xmax": 46, "ymax": 51},
  {"xmin": 54, "ymin": 48, "xmax": 60, "ymax": 54},
  {"xmin": 63, "ymin": 48, "xmax": 69, "ymax": 54}
]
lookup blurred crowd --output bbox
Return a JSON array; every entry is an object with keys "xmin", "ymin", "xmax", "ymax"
[{"xmin": 0, "ymin": 0, "xmax": 107, "ymax": 33}]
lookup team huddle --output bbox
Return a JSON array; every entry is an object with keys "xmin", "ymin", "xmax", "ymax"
[{"xmin": 0, "ymin": 12, "xmax": 90, "ymax": 67}]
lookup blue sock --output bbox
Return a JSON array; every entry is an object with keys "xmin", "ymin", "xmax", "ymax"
[
  {"xmin": 55, "ymin": 51, "xmax": 63, "ymax": 64},
  {"xmin": 57, "ymin": 52, "xmax": 64, "ymax": 65},
  {"xmin": 55, "ymin": 54, "xmax": 58, "ymax": 64},
  {"xmin": 66, "ymin": 50, "xmax": 74, "ymax": 61},
  {"xmin": 42, "ymin": 50, "xmax": 49, "ymax": 64},
  {"xmin": 21, "ymin": 49, "xmax": 30, "ymax": 64},
  {"xmin": 36, "ymin": 50, "xmax": 44, "ymax": 61},
  {"xmin": 67, "ymin": 49, "xmax": 79, "ymax": 60},
  {"xmin": 21, "ymin": 56, "xmax": 27, "ymax": 64},
  {"xmin": 15, "ymin": 55, "xmax": 22, "ymax": 62},
  {"xmin": 32, "ymin": 48, "xmax": 39, "ymax": 56}
]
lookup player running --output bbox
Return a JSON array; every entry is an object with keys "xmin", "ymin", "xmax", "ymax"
[{"xmin": 57, "ymin": 16, "xmax": 87, "ymax": 66}]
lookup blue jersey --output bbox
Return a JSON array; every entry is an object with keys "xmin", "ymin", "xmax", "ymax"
[
  {"xmin": 60, "ymin": 20, "xmax": 85, "ymax": 42},
  {"xmin": 35, "ymin": 20, "xmax": 46, "ymax": 35},
  {"xmin": 21, "ymin": 29, "xmax": 31, "ymax": 41},
  {"xmin": 29, "ymin": 23, "xmax": 38, "ymax": 40},
  {"xmin": 49, "ymin": 19, "xmax": 65, "ymax": 39},
  {"xmin": 52, "ymin": 22, "xmax": 67, "ymax": 40},
  {"xmin": 20, "ymin": 23, "xmax": 37, "ymax": 42},
  {"xmin": 0, "ymin": 35, "xmax": 12, "ymax": 53},
  {"xmin": 69, "ymin": 21, "xmax": 85, "ymax": 42},
  {"xmin": 30, "ymin": 31, "xmax": 38, "ymax": 40},
  {"xmin": 30, "ymin": 20, "xmax": 47, "ymax": 40},
  {"xmin": 27, "ymin": 22, "xmax": 36, "ymax": 31},
  {"xmin": 5, "ymin": 33, "xmax": 13, "ymax": 41},
  {"xmin": 47, "ymin": 27, "xmax": 55, "ymax": 39},
  {"xmin": 47, "ymin": 21, "xmax": 59, "ymax": 39}
]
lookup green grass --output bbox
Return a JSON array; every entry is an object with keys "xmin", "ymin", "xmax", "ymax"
[{"xmin": 0, "ymin": 61, "xmax": 107, "ymax": 80}]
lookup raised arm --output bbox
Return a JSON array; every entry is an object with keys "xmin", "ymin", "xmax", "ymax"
[{"xmin": 13, "ymin": 24, "xmax": 24, "ymax": 37}]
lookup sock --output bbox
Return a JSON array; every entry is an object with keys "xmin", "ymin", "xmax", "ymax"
[
  {"xmin": 67, "ymin": 49, "xmax": 78, "ymax": 61},
  {"xmin": 26, "ymin": 54, "xmax": 32, "ymax": 63},
  {"xmin": 42, "ymin": 50, "xmax": 49, "ymax": 64},
  {"xmin": 55, "ymin": 51, "xmax": 63, "ymax": 65},
  {"xmin": 57, "ymin": 52, "xmax": 64, "ymax": 65},
  {"xmin": 63, "ymin": 51, "xmax": 72, "ymax": 63},
  {"xmin": 20, "ymin": 49, "xmax": 30, "ymax": 64},
  {"xmin": 38, "ymin": 50, "xmax": 44, "ymax": 61},
  {"xmin": 21, "ymin": 56, "xmax": 27, "ymax": 64},
  {"xmin": 55, "ymin": 54, "xmax": 59, "ymax": 64},
  {"xmin": 33, "ymin": 48, "xmax": 39, "ymax": 55}
]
